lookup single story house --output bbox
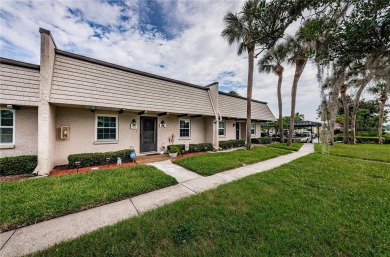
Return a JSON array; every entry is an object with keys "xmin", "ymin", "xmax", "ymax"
[{"xmin": 0, "ymin": 28, "xmax": 275, "ymax": 175}]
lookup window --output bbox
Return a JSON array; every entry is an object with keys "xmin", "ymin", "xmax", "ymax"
[
  {"xmin": 219, "ymin": 121, "xmax": 225, "ymax": 136},
  {"xmin": 0, "ymin": 109, "xmax": 15, "ymax": 144},
  {"xmin": 179, "ymin": 119, "xmax": 190, "ymax": 138},
  {"xmin": 251, "ymin": 122, "xmax": 256, "ymax": 136},
  {"xmin": 96, "ymin": 115, "xmax": 118, "ymax": 141}
]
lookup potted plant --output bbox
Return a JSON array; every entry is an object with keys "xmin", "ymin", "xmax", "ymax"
[{"xmin": 168, "ymin": 146, "xmax": 180, "ymax": 158}]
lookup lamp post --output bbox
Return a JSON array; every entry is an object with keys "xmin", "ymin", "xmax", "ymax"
[{"xmin": 75, "ymin": 161, "xmax": 81, "ymax": 173}]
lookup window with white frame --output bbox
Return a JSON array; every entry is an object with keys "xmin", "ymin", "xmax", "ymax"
[
  {"xmin": 219, "ymin": 121, "xmax": 225, "ymax": 136},
  {"xmin": 0, "ymin": 109, "xmax": 15, "ymax": 144},
  {"xmin": 96, "ymin": 114, "xmax": 118, "ymax": 141},
  {"xmin": 251, "ymin": 122, "xmax": 256, "ymax": 136},
  {"xmin": 179, "ymin": 119, "xmax": 190, "ymax": 138}
]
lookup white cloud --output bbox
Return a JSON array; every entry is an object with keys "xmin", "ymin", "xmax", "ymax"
[{"xmin": 2, "ymin": 0, "xmax": 380, "ymax": 122}]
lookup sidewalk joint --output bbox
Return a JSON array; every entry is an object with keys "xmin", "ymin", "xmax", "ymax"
[{"xmin": 0, "ymin": 229, "xmax": 16, "ymax": 251}]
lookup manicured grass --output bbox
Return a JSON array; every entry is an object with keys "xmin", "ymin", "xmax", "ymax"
[
  {"xmin": 267, "ymin": 142, "xmax": 303, "ymax": 151},
  {"xmin": 33, "ymin": 154, "xmax": 390, "ymax": 256},
  {"xmin": 315, "ymin": 143, "xmax": 390, "ymax": 163},
  {"xmin": 173, "ymin": 146, "xmax": 290, "ymax": 175},
  {"xmin": 1, "ymin": 165, "xmax": 177, "ymax": 232}
]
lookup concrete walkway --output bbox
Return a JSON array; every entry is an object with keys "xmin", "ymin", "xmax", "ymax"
[{"xmin": 0, "ymin": 144, "xmax": 314, "ymax": 257}]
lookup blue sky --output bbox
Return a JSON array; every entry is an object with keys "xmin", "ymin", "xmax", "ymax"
[{"xmin": 0, "ymin": 0, "xmax": 378, "ymax": 122}]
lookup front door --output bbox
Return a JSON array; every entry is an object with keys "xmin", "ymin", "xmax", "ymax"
[
  {"xmin": 140, "ymin": 117, "xmax": 157, "ymax": 152},
  {"xmin": 236, "ymin": 122, "xmax": 240, "ymax": 140}
]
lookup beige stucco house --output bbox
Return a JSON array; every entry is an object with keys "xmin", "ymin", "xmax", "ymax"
[{"xmin": 0, "ymin": 28, "xmax": 275, "ymax": 175}]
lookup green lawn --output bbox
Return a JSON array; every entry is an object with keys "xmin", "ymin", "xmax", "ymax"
[
  {"xmin": 267, "ymin": 142, "xmax": 303, "ymax": 151},
  {"xmin": 315, "ymin": 143, "xmax": 390, "ymax": 163},
  {"xmin": 173, "ymin": 146, "xmax": 290, "ymax": 175},
  {"xmin": 33, "ymin": 153, "xmax": 390, "ymax": 257},
  {"xmin": 1, "ymin": 165, "xmax": 177, "ymax": 232}
]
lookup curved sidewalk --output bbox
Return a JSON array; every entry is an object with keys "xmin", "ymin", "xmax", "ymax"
[{"xmin": 0, "ymin": 144, "xmax": 314, "ymax": 257}]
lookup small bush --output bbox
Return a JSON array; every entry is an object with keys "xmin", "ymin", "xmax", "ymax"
[
  {"xmin": 219, "ymin": 140, "xmax": 246, "ymax": 149},
  {"xmin": 251, "ymin": 137, "xmax": 272, "ymax": 144},
  {"xmin": 333, "ymin": 136, "xmax": 390, "ymax": 144},
  {"xmin": 0, "ymin": 155, "xmax": 37, "ymax": 176},
  {"xmin": 169, "ymin": 146, "xmax": 181, "ymax": 154},
  {"xmin": 167, "ymin": 143, "xmax": 213, "ymax": 153},
  {"xmin": 68, "ymin": 149, "xmax": 135, "ymax": 168}
]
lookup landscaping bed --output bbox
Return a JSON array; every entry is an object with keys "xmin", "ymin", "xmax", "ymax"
[
  {"xmin": 1, "ymin": 165, "xmax": 177, "ymax": 232},
  {"xmin": 33, "ymin": 153, "xmax": 389, "ymax": 256},
  {"xmin": 315, "ymin": 143, "xmax": 390, "ymax": 163},
  {"xmin": 267, "ymin": 142, "xmax": 303, "ymax": 151},
  {"xmin": 173, "ymin": 147, "xmax": 290, "ymax": 176}
]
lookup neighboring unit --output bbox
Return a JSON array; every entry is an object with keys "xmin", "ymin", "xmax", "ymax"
[{"xmin": 0, "ymin": 28, "xmax": 275, "ymax": 175}]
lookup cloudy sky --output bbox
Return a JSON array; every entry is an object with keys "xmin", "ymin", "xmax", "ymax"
[{"xmin": 0, "ymin": 0, "xmax": 376, "ymax": 122}]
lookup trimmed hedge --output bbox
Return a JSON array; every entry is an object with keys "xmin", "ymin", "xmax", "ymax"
[
  {"xmin": 68, "ymin": 149, "xmax": 135, "ymax": 168},
  {"xmin": 251, "ymin": 137, "xmax": 272, "ymax": 144},
  {"xmin": 333, "ymin": 136, "xmax": 390, "ymax": 144},
  {"xmin": 219, "ymin": 140, "xmax": 246, "ymax": 149},
  {"xmin": 0, "ymin": 155, "xmax": 37, "ymax": 176},
  {"xmin": 167, "ymin": 143, "xmax": 213, "ymax": 153}
]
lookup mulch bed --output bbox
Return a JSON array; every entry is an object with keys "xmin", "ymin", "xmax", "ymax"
[{"xmin": 0, "ymin": 174, "xmax": 34, "ymax": 182}]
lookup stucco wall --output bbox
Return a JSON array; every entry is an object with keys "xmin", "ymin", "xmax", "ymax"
[
  {"xmin": 54, "ymin": 107, "xmax": 140, "ymax": 165},
  {"xmin": 54, "ymin": 108, "xmax": 213, "ymax": 165},
  {"xmin": 0, "ymin": 107, "xmax": 38, "ymax": 157},
  {"xmin": 219, "ymin": 119, "xmax": 236, "ymax": 141}
]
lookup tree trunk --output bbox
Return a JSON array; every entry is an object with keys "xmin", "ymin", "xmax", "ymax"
[
  {"xmin": 246, "ymin": 46, "xmax": 255, "ymax": 150},
  {"xmin": 329, "ymin": 85, "xmax": 340, "ymax": 146},
  {"xmin": 287, "ymin": 58, "xmax": 307, "ymax": 146},
  {"xmin": 340, "ymin": 85, "xmax": 349, "ymax": 144},
  {"xmin": 351, "ymin": 74, "xmax": 372, "ymax": 144},
  {"xmin": 378, "ymin": 96, "xmax": 387, "ymax": 144},
  {"xmin": 277, "ymin": 68, "xmax": 284, "ymax": 143}
]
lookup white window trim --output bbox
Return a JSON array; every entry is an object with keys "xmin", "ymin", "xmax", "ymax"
[
  {"xmin": 179, "ymin": 119, "xmax": 191, "ymax": 139},
  {"xmin": 0, "ymin": 108, "xmax": 16, "ymax": 146},
  {"xmin": 95, "ymin": 114, "xmax": 118, "ymax": 142},
  {"xmin": 251, "ymin": 122, "xmax": 256, "ymax": 136},
  {"xmin": 219, "ymin": 121, "xmax": 225, "ymax": 137}
]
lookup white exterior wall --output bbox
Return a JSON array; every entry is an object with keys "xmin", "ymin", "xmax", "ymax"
[
  {"xmin": 54, "ymin": 109, "xmax": 212, "ymax": 166},
  {"xmin": 0, "ymin": 107, "xmax": 38, "ymax": 157}
]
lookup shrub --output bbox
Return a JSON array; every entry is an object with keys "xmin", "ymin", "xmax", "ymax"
[
  {"xmin": 169, "ymin": 146, "xmax": 181, "ymax": 154},
  {"xmin": 219, "ymin": 140, "xmax": 246, "ymax": 149},
  {"xmin": 167, "ymin": 143, "xmax": 213, "ymax": 153},
  {"xmin": 251, "ymin": 137, "xmax": 272, "ymax": 144},
  {"xmin": 0, "ymin": 155, "xmax": 37, "ymax": 176},
  {"xmin": 68, "ymin": 149, "xmax": 135, "ymax": 168},
  {"xmin": 333, "ymin": 136, "xmax": 390, "ymax": 144}
]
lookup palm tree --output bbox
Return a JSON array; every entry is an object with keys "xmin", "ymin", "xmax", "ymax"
[
  {"xmin": 258, "ymin": 43, "xmax": 288, "ymax": 142},
  {"xmin": 221, "ymin": 0, "xmax": 259, "ymax": 150},
  {"xmin": 285, "ymin": 34, "xmax": 310, "ymax": 146},
  {"xmin": 368, "ymin": 83, "xmax": 390, "ymax": 144}
]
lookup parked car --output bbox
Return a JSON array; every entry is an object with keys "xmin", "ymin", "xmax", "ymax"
[{"xmin": 294, "ymin": 133, "xmax": 312, "ymax": 143}]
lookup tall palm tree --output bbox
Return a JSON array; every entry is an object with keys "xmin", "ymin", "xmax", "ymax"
[
  {"xmin": 221, "ymin": 0, "xmax": 259, "ymax": 150},
  {"xmin": 258, "ymin": 43, "xmax": 288, "ymax": 142},
  {"xmin": 368, "ymin": 83, "xmax": 390, "ymax": 144},
  {"xmin": 285, "ymin": 34, "xmax": 310, "ymax": 146}
]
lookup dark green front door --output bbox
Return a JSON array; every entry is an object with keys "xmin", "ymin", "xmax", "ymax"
[{"xmin": 140, "ymin": 117, "xmax": 157, "ymax": 152}]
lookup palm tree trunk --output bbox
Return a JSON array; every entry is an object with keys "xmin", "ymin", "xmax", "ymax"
[
  {"xmin": 378, "ymin": 96, "xmax": 387, "ymax": 144},
  {"xmin": 246, "ymin": 46, "xmax": 254, "ymax": 150},
  {"xmin": 287, "ymin": 58, "xmax": 307, "ymax": 146},
  {"xmin": 341, "ymin": 86, "xmax": 349, "ymax": 144},
  {"xmin": 277, "ymin": 71, "xmax": 284, "ymax": 143}
]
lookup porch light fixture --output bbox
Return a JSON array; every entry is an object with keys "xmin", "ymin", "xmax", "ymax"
[
  {"xmin": 233, "ymin": 123, "xmax": 235, "ymax": 127},
  {"xmin": 118, "ymin": 108, "xmax": 125, "ymax": 114},
  {"xmin": 160, "ymin": 120, "xmax": 166, "ymax": 128},
  {"xmin": 90, "ymin": 106, "xmax": 96, "ymax": 112}
]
